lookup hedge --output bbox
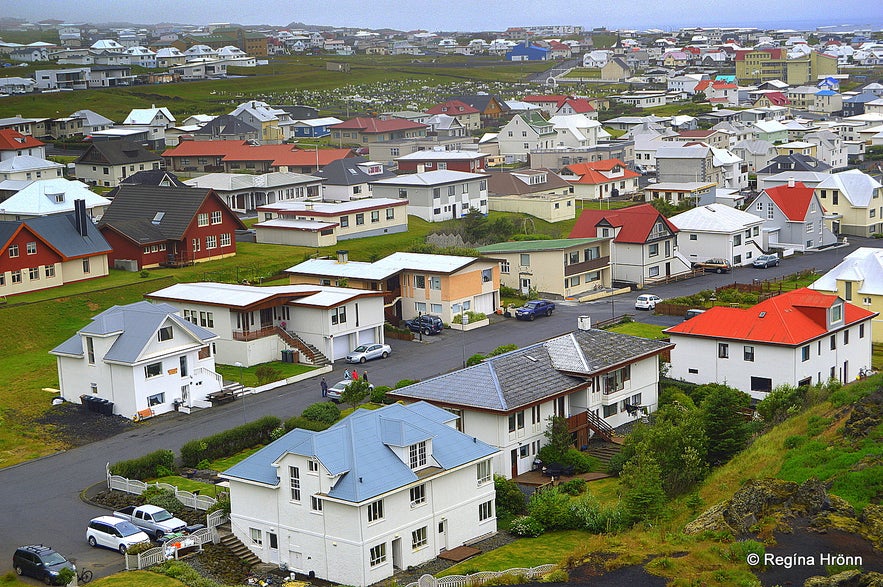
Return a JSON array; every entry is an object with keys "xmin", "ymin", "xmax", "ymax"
[
  {"xmin": 110, "ymin": 449, "xmax": 175, "ymax": 480},
  {"xmin": 284, "ymin": 415, "xmax": 332, "ymax": 432},
  {"xmin": 180, "ymin": 416, "xmax": 280, "ymax": 467}
]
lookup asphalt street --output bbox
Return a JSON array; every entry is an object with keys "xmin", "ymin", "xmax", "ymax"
[{"xmin": 0, "ymin": 236, "xmax": 877, "ymax": 580}]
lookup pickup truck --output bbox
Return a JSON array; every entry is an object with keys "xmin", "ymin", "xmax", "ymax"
[
  {"xmin": 514, "ymin": 299, "xmax": 556, "ymax": 321},
  {"xmin": 113, "ymin": 505, "xmax": 187, "ymax": 540}
]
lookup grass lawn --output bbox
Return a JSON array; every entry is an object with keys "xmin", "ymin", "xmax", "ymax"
[
  {"xmin": 90, "ymin": 571, "xmax": 186, "ymax": 586},
  {"xmin": 206, "ymin": 446, "xmax": 265, "ymax": 472},
  {"xmin": 439, "ymin": 530, "xmax": 588, "ymax": 575},
  {"xmin": 872, "ymin": 343, "xmax": 883, "ymax": 370},
  {"xmin": 606, "ymin": 321, "xmax": 667, "ymax": 340},
  {"xmin": 151, "ymin": 476, "xmax": 223, "ymax": 499},
  {"xmin": 215, "ymin": 361, "xmax": 317, "ymax": 387},
  {"xmin": 562, "ymin": 67, "xmax": 602, "ymax": 79}
]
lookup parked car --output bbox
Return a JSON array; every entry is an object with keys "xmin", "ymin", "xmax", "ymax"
[
  {"xmin": 692, "ymin": 258, "xmax": 732, "ymax": 273},
  {"xmin": 753, "ymin": 254, "xmax": 780, "ymax": 268},
  {"xmin": 404, "ymin": 314, "xmax": 444, "ymax": 335},
  {"xmin": 13, "ymin": 545, "xmax": 75, "ymax": 585},
  {"xmin": 684, "ymin": 308, "xmax": 706, "ymax": 320},
  {"xmin": 87, "ymin": 516, "xmax": 151, "ymax": 554},
  {"xmin": 514, "ymin": 299, "xmax": 556, "ymax": 321},
  {"xmin": 345, "ymin": 343, "xmax": 391, "ymax": 364},
  {"xmin": 327, "ymin": 379, "xmax": 374, "ymax": 403},
  {"xmin": 635, "ymin": 294, "xmax": 662, "ymax": 310},
  {"xmin": 113, "ymin": 504, "xmax": 187, "ymax": 540}
]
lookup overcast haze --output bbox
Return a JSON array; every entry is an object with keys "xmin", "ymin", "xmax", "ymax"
[{"xmin": 4, "ymin": 0, "xmax": 880, "ymax": 31}]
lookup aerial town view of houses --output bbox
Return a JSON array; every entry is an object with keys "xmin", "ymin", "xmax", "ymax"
[{"xmin": 0, "ymin": 1, "xmax": 882, "ymax": 585}]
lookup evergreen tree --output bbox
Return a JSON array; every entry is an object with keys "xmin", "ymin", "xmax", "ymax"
[
  {"xmin": 340, "ymin": 378, "xmax": 371, "ymax": 411},
  {"xmin": 701, "ymin": 384, "xmax": 752, "ymax": 465},
  {"xmin": 620, "ymin": 452, "xmax": 667, "ymax": 524}
]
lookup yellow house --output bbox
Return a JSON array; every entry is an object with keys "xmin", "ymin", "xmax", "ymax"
[
  {"xmin": 814, "ymin": 170, "xmax": 883, "ymax": 237},
  {"xmin": 487, "ymin": 169, "xmax": 576, "ymax": 222},
  {"xmin": 776, "ymin": 142, "xmax": 817, "ymax": 158},
  {"xmin": 810, "ymin": 247, "xmax": 883, "ymax": 341}
]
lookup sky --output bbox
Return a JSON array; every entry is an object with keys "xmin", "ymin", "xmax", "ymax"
[{"xmin": 4, "ymin": 0, "xmax": 880, "ymax": 32}]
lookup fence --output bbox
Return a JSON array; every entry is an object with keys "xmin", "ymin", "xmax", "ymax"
[
  {"xmin": 106, "ymin": 463, "xmax": 220, "ymax": 511},
  {"xmin": 405, "ymin": 564, "xmax": 557, "ymax": 587},
  {"xmin": 124, "ymin": 527, "xmax": 216, "ymax": 571}
]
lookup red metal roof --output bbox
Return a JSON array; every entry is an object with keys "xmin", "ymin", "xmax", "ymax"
[
  {"xmin": 763, "ymin": 182, "xmax": 816, "ymax": 221},
  {"xmin": 162, "ymin": 141, "xmax": 353, "ymax": 166},
  {"xmin": 564, "ymin": 159, "xmax": 640, "ymax": 185},
  {"xmin": 0, "ymin": 129, "xmax": 44, "ymax": 151},
  {"xmin": 569, "ymin": 203, "xmax": 678, "ymax": 243},
  {"xmin": 330, "ymin": 117, "xmax": 427, "ymax": 133},
  {"xmin": 560, "ymin": 98, "xmax": 595, "ymax": 113},
  {"xmin": 426, "ymin": 100, "xmax": 480, "ymax": 116},
  {"xmin": 665, "ymin": 288, "xmax": 876, "ymax": 345}
]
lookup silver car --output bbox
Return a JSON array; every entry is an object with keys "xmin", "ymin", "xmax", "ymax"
[
  {"xmin": 327, "ymin": 379, "xmax": 375, "ymax": 403},
  {"xmin": 345, "ymin": 343, "xmax": 391, "ymax": 364}
]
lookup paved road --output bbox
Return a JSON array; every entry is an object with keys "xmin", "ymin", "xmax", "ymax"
[{"xmin": 0, "ymin": 236, "xmax": 876, "ymax": 579}]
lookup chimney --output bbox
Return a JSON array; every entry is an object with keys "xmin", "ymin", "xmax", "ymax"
[
  {"xmin": 305, "ymin": 202, "xmax": 314, "ymax": 210},
  {"xmin": 74, "ymin": 199, "xmax": 89, "ymax": 237},
  {"xmin": 336, "ymin": 250, "xmax": 349, "ymax": 264},
  {"xmin": 788, "ymin": 177, "xmax": 795, "ymax": 188},
  {"xmin": 577, "ymin": 315, "xmax": 591, "ymax": 331},
  {"xmin": 417, "ymin": 164, "xmax": 425, "ymax": 173}
]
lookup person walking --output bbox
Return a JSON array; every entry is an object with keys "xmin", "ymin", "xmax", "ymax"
[
  {"xmin": 344, "ymin": 370, "xmax": 351, "ymax": 380},
  {"xmin": 362, "ymin": 370, "xmax": 368, "ymax": 383},
  {"xmin": 320, "ymin": 377, "xmax": 328, "ymax": 397},
  {"xmin": 351, "ymin": 368, "xmax": 358, "ymax": 380}
]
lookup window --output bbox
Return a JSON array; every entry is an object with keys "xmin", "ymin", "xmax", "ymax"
[
  {"xmin": 603, "ymin": 403, "xmax": 618, "ymax": 417},
  {"xmin": 82, "ymin": 258, "xmax": 91, "ymax": 273},
  {"xmin": 199, "ymin": 311, "xmax": 214, "ymax": 328},
  {"xmin": 331, "ymin": 306, "xmax": 346, "ymax": 325},
  {"xmin": 482, "ymin": 268, "xmax": 492, "ymax": 283},
  {"xmin": 371, "ymin": 210, "xmax": 380, "ymax": 223},
  {"xmin": 147, "ymin": 392, "xmax": 165, "ymax": 406},
  {"xmin": 430, "ymin": 303, "xmax": 442, "ymax": 313},
  {"xmin": 830, "ymin": 335, "xmax": 836, "ymax": 350},
  {"xmin": 8, "ymin": 244, "xmax": 19, "ymax": 258},
  {"xmin": 210, "ymin": 210, "xmax": 222, "ymax": 224},
  {"xmin": 11, "ymin": 270, "xmax": 21, "ymax": 283},
  {"xmin": 269, "ymin": 533, "xmax": 278, "ymax": 549},
  {"xmin": 354, "ymin": 213, "xmax": 364, "ymax": 225},
  {"xmin": 603, "ymin": 366, "xmax": 631, "ymax": 394},
  {"xmin": 26, "ymin": 242, "xmax": 36, "ymax": 255},
  {"xmin": 500, "ymin": 260, "xmax": 510, "ymax": 274},
  {"xmin": 367, "ymin": 499, "xmax": 384, "ymax": 522},
  {"xmin": 429, "ymin": 276, "xmax": 441, "ymax": 290},
  {"xmin": 369, "ymin": 543, "xmax": 386, "ymax": 567},
  {"xmin": 831, "ymin": 304, "xmax": 842, "ymax": 323},
  {"xmin": 340, "ymin": 215, "xmax": 349, "ymax": 228},
  {"xmin": 44, "ymin": 264, "xmax": 55, "ymax": 278},
  {"xmin": 414, "ymin": 275, "xmax": 426, "ymax": 288},
  {"xmin": 649, "ymin": 266, "xmax": 660, "ymax": 277},
  {"xmin": 192, "ymin": 238, "xmax": 200, "ymax": 252},
  {"xmin": 28, "ymin": 267, "xmax": 39, "ymax": 280},
  {"xmin": 289, "ymin": 466, "xmax": 300, "ymax": 501},
  {"xmin": 206, "ymin": 235, "xmax": 217, "ymax": 249},
  {"xmin": 197, "ymin": 213, "xmax": 209, "ymax": 227},
  {"xmin": 508, "ymin": 410, "xmax": 525, "ymax": 432},
  {"xmin": 415, "ymin": 301, "xmax": 427, "ymax": 313},
  {"xmin": 689, "ymin": 234, "xmax": 697, "ymax": 241},
  {"xmin": 744, "ymin": 345, "xmax": 754, "ymax": 362},
  {"xmin": 86, "ymin": 337, "xmax": 95, "ymax": 364},
  {"xmin": 249, "ymin": 528, "xmax": 262, "ymax": 547},
  {"xmin": 144, "ymin": 362, "xmax": 162, "ymax": 378},
  {"xmin": 409, "ymin": 441, "xmax": 427, "ymax": 469},
  {"xmin": 158, "ymin": 326, "xmax": 173, "ymax": 341},
  {"xmin": 310, "ymin": 496, "xmax": 323, "ymax": 511},
  {"xmin": 478, "ymin": 500, "xmax": 493, "ymax": 522},
  {"xmin": 733, "ymin": 234, "xmax": 742, "ymax": 246},
  {"xmin": 180, "ymin": 355, "xmax": 188, "ymax": 377},
  {"xmin": 477, "ymin": 459, "xmax": 492, "ymax": 485},
  {"xmin": 860, "ymin": 323, "xmax": 865, "ymax": 339},
  {"xmin": 520, "ymin": 253, "xmax": 530, "ymax": 266},
  {"xmin": 844, "ymin": 329, "xmax": 849, "ymax": 345},
  {"xmin": 718, "ymin": 343, "xmax": 729, "ymax": 359},
  {"xmin": 750, "ymin": 377, "xmax": 772, "ymax": 393},
  {"xmin": 308, "ymin": 459, "xmax": 319, "ymax": 473},
  {"xmin": 801, "ymin": 345, "xmax": 810, "ymax": 362},
  {"xmin": 386, "ymin": 208, "xmax": 395, "ymax": 220},
  {"xmin": 412, "ymin": 527, "xmax": 428, "ymax": 549},
  {"xmin": 410, "ymin": 484, "xmax": 426, "ymax": 506},
  {"xmin": 648, "ymin": 243, "xmax": 659, "ymax": 257}
]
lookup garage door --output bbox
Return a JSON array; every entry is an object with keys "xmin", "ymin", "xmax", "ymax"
[
  {"xmin": 474, "ymin": 292, "xmax": 495, "ymax": 315},
  {"xmin": 358, "ymin": 328, "xmax": 376, "ymax": 345},
  {"xmin": 332, "ymin": 334, "xmax": 351, "ymax": 360}
]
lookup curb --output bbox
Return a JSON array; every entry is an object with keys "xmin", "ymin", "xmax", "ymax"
[{"xmin": 80, "ymin": 481, "xmax": 114, "ymax": 510}]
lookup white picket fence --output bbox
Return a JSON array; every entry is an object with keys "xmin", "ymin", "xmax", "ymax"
[
  {"xmin": 106, "ymin": 463, "xmax": 219, "ymax": 511},
  {"xmin": 124, "ymin": 527, "xmax": 216, "ymax": 571},
  {"xmin": 406, "ymin": 564, "xmax": 557, "ymax": 587}
]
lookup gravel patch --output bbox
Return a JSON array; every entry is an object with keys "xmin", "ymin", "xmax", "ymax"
[{"xmin": 36, "ymin": 401, "xmax": 134, "ymax": 447}]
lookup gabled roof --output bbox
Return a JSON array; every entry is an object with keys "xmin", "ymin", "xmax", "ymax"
[
  {"xmin": 71, "ymin": 109, "xmax": 114, "ymax": 127},
  {"xmin": 98, "ymin": 185, "xmax": 245, "ymax": 244},
  {"xmin": 370, "ymin": 169, "xmax": 488, "ymax": 187},
  {"xmin": 287, "ymin": 251, "xmax": 487, "ymax": 281},
  {"xmin": 123, "ymin": 106, "xmax": 175, "ymax": 125},
  {"xmin": 119, "ymin": 170, "xmax": 187, "ymax": 188},
  {"xmin": 148, "ymin": 282, "xmax": 384, "ymax": 310},
  {"xmin": 816, "ymin": 170, "xmax": 882, "ymax": 207},
  {"xmin": 758, "ymin": 154, "xmax": 830, "ymax": 175},
  {"xmin": 0, "ymin": 211, "xmax": 111, "ymax": 261},
  {"xmin": 222, "ymin": 401, "xmax": 497, "ymax": 502},
  {"xmin": 761, "ymin": 182, "xmax": 817, "ymax": 221},
  {"xmin": 486, "ymin": 168, "xmax": 570, "ymax": 195},
  {"xmin": 564, "ymin": 159, "xmax": 639, "ymax": 185},
  {"xmin": 425, "ymin": 100, "xmax": 480, "ymax": 116},
  {"xmin": 0, "ymin": 179, "xmax": 110, "ymax": 216},
  {"xmin": 670, "ymin": 203, "xmax": 763, "ymax": 233},
  {"xmin": 0, "ymin": 129, "xmax": 44, "ymax": 151},
  {"xmin": 570, "ymin": 203, "xmax": 678, "ymax": 243},
  {"xmin": 193, "ymin": 114, "xmax": 259, "ymax": 137},
  {"xmin": 665, "ymin": 288, "xmax": 875, "ymax": 345},
  {"xmin": 811, "ymin": 248, "xmax": 883, "ymax": 296},
  {"xmin": 331, "ymin": 117, "xmax": 427, "ymax": 133},
  {"xmin": 0, "ymin": 155, "xmax": 63, "ymax": 173},
  {"xmin": 389, "ymin": 329, "xmax": 672, "ymax": 412},
  {"xmin": 447, "ymin": 95, "xmax": 511, "ymax": 114},
  {"xmin": 51, "ymin": 301, "xmax": 216, "ymax": 362},
  {"xmin": 559, "ymin": 97, "xmax": 595, "ymax": 113},
  {"xmin": 314, "ymin": 156, "xmax": 395, "ymax": 186},
  {"xmin": 162, "ymin": 141, "xmax": 353, "ymax": 168},
  {"xmin": 74, "ymin": 140, "xmax": 162, "ymax": 166}
]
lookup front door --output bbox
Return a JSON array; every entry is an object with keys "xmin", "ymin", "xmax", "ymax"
[
  {"xmin": 438, "ymin": 519, "xmax": 448, "ymax": 552},
  {"xmin": 520, "ymin": 277, "xmax": 531, "ymax": 295},
  {"xmin": 392, "ymin": 538, "xmax": 402, "ymax": 570},
  {"xmin": 511, "ymin": 448, "xmax": 519, "ymax": 478},
  {"xmin": 665, "ymin": 262, "xmax": 671, "ymax": 276}
]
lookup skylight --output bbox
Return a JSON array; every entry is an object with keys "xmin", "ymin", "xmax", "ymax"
[{"xmin": 152, "ymin": 212, "xmax": 165, "ymax": 224}]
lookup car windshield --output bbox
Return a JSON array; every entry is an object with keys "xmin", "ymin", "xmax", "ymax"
[
  {"xmin": 525, "ymin": 301, "xmax": 541, "ymax": 308},
  {"xmin": 352, "ymin": 345, "xmax": 368, "ymax": 353},
  {"xmin": 41, "ymin": 552, "xmax": 67, "ymax": 566},
  {"xmin": 152, "ymin": 510, "xmax": 173, "ymax": 522},
  {"xmin": 116, "ymin": 521, "xmax": 143, "ymax": 537}
]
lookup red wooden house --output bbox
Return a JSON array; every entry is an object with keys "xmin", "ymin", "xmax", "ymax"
[{"xmin": 98, "ymin": 185, "xmax": 246, "ymax": 269}]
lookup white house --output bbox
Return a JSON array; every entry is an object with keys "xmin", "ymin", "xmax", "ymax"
[
  {"xmin": 50, "ymin": 301, "xmax": 223, "ymax": 417},
  {"xmin": 548, "ymin": 114, "xmax": 601, "ymax": 149},
  {"xmin": 390, "ymin": 326, "xmax": 673, "ymax": 478},
  {"xmin": 665, "ymin": 289, "xmax": 876, "ymax": 400},
  {"xmin": 0, "ymin": 178, "xmax": 110, "ymax": 221},
  {"xmin": 497, "ymin": 111, "xmax": 556, "ymax": 161},
  {"xmin": 670, "ymin": 203, "xmax": 765, "ymax": 267},
  {"xmin": 222, "ymin": 402, "xmax": 499, "ymax": 586},
  {"xmin": 369, "ymin": 170, "xmax": 489, "ymax": 222},
  {"xmin": 146, "ymin": 282, "xmax": 386, "ymax": 366}
]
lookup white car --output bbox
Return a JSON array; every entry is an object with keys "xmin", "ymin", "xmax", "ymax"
[
  {"xmin": 635, "ymin": 294, "xmax": 661, "ymax": 310},
  {"xmin": 86, "ymin": 516, "xmax": 150, "ymax": 554},
  {"xmin": 345, "ymin": 343, "xmax": 392, "ymax": 364},
  {"xmin": 327, "ymin": 379, "xmax": 374, "ymax": 403}
]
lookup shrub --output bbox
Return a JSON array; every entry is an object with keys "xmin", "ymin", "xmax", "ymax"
[
  {"xmin": 154, "ymin": 560, "xmax": 226, "ymax": 587},
  {"xmin": 559, "ymin": 478, "xmax": 587, "ymax": 496},
  {"xmin": 110, "ymin": 449, "xmax": 175, "ymax": 481},
  {"xmin": 141, "ymin": 487, "xmax": 185, "ymax": 515},
  {"xmin": 56, "ymin": 568, "xmax": 75, "ymax": 585},
  {"xmin": 395, "ymin": 379, "xmax": 420, "ymax": 389},
  {"xmin": 180, "ymin": 416, "xmax": 280, "ymax": 467},
  {"xmin": 301, "ymin": 402, "xmax": 341, "ymax": 425},
  {"xmin": 528, "ymin": 487, "xmax": 577, "ymax": 530},
  {"xmin": 125, "ymin": 541, "xmax": 155, "ymax": 556},
  {"xmin": 206, "ymin": 496, "xmax": 231, "ymax": 516},
  {"xmin": 509, "ymin": 515, "xmax": 544, "ymax": 537},
  {"xmin": 495, "ymin": 474, "xmax": 527, "ymax": 516},
  {"xmin": 784, "ymin": 435, "xmax": 807, "ymax": 449},
  {"xmin": 255, "ymin": 365, "xmax": 283, "ymax": 385},
  {"xmin": 452, "ymin": 310, "xmax": 486, "ymax": 324},
  {"xmin": 155, "ymin": 465, "xmax": 176, "ymax": 478},
  {"xmin": 570, "ymin": 493, "xmax": 627, "ymax": 533},
  {"xmin": 542, "ymin": 569, "xmax": 569, "ymax": 583},
  {"xmin": 488, "ymin": 344, "xmax": 518, "ymax": 356},
  {"xmin": 620, "ymin": 453, "xmax": 667, "ymax": 524},
  {"xmin": 139, "ymin": 270, "xmax": 150, "ymax": 278},
  {"xmin": 757, "ymin": 385, "xmax": 805, "ymax": 423},
  {"xmin": 284, "ymin": 415, "xmax": 332, "ymax": 432},
  {"xmin": 561, "ymin": 449, "xmax": 601, "ymax": 474},
  {"xmin": 466, "ymin": 353, "xmax": 486, "ymax": 366},
  {"xmin": 370, "ymin": 385, "xmax": 392, "ymax": 404}
]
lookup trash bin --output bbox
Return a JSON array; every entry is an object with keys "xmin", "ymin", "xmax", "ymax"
[
  {"xmin": 291, "ymin": 350, "xmax": 299, "ymax": 364},
  {"xmin": 281, "ymin": 349, "xmax": 294, "ymax": 363},
  {"xmin": 102, "ymin": 400, "xmax": 115, "ymax": 416}
]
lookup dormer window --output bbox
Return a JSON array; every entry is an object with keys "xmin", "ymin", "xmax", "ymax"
[
  {"xmin": 409, "ymin": 441, "xmax": 427, "ymax": 469},
  {"xmin": 830, "ymin": 303, "xmax": 843, "ymax": 324}
]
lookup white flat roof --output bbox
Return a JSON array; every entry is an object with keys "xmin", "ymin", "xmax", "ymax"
[
  {"xmin": 371, "ymin": 170, "xmax": 488, "ymax": 186},
  {"xmin": 254, "ymin": 218, "xmax": 337, "ymax": 231},
  {"xmin": 287, "ymin": 251, "xmax": 481, "ymax": 279},
  {"xmin": 396, "ymin": 150, "xmax": 487, "ymax": 161},
  {"xmin": 257, "ymin": 197, "xmax": 405, "ymax": 215},
  {"xmin": 147, "ymin": 282, "xmax": 378, "ymax": 308}
]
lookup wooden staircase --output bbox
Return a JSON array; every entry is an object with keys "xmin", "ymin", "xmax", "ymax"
[
  {"xmin": 218, "ymin": 525, "xmax": 261, "ymax": 567},
  {"xmin": 585, "ymin": 409, "xmax": 616, "ymax": 443},
  {"xmin": 582, "ymin": 439, "xmax": 623, "ymax": 469},
  {"xmin": 276, "ymin": 327, "xmax": 330, "ymax": 366}
]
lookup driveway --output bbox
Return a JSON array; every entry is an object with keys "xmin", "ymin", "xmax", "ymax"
[{"xmin": 0, "ymin": 236, "xmax": 872, "ymax": 579}]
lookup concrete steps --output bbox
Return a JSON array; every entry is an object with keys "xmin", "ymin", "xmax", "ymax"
[{"xmin": 218, "ymin": 530, "xmax": 261, "ymax": 567}]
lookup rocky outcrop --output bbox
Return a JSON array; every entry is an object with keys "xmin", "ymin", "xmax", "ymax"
[
  {"xmin": 843, "ymin": 389, "xmax": 883, "ymax": 439},
  {"xmin": 804, "ymin": 569, "xmax": 883, "ymax": 587}
]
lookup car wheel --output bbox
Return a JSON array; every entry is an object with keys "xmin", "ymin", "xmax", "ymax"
[
  {"xmin": 529, "ymin": 314, "xmax": 535, "ymax": 321},
  {"xmin": 546, "ymin": 309, "xmax": 553, "ymax": 317},
  {"xmin": 154, "ymin": 530, "xmax": 164, "ymax": 541},
  {"xmin": 716, "ymin": 267, "xmax": 723, "ymax": 274},
  {"xmin": 119, "ymin": 544, "xmax": 128, "ymax": 554},
  {"xmin": 422, "ymin": 328, "xmax": 430, "ymax": 335},
  {"xmin": 14, "ymin": 567, "xmax": 23, "ymax": 576},
  {"xmin": 44, "ymin": 575, "xmax": 52, "ymax": 585},
  {"xmin": 360, "ymin": 356, "xmax": 366, "ymax": 364},
  {"xmin": 381, "ymin": 351, "xmax": 389, "ymax": 359},
  {"xmin": 88, "ymin": 536, "xmax": 97, "ymax": 547}
]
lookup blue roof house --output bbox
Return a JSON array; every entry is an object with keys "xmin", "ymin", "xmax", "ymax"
[
  {"xmin": 50, "ymin": 301, "xmax": 221, "ymax": 418},
  {"xmin": 506, "ymin": 42, "xmax": 550, "ymax": 61},
  {"xmin": 222, "ymin": 402, "xmax": 498, "ymax": 586}
]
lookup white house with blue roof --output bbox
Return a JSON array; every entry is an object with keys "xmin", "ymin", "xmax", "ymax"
[
  {"xmin": 222, "ymin": 402, "xmax": 498, "ymax": 586},
  {"xmin": 50, "ymin": 301, "xmax": 222, "ymax": 418}
]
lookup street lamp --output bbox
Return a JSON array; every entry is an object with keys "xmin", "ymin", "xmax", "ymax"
[
  {"xmin": 461, "ymin": 309, "xmax": 470, "ymax": 368},
  {"xmin": 235, "ymin": 361, "xmax": 245, "ymax": 424}
]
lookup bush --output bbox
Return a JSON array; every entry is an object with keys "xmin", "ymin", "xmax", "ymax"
[
  {"xmin": 495, "ymin": 474, "xmax": 527, "ymax": 516},
  {"xmin": 141, "ymin": 487, "xmax": 185, "ymax": 515},
  {"xmin": 561, "ymin": 449, "xmax": 601, "ymax": 474},
  {"xmin": 370, "ymin": 385, "xmax": 392, "ymax": 404},
  {"xmin": 154, "ymin": 560, "xmax": 226, "ymax": 587},
  {"xmin": 488, "ymin": 344, "xmax": 518, "ymax": 356},
  {"xmin": 255, "ymin": 365, "xmax": 283, "ymax": 385},
  {"xmin": 509, "ymin": 515, "xmax": 545, "ymax": 537},
  {"xmin": 395, "ymin": 379, "xmax": 420, "ymax": 389},
  {"xmin": 466, "ymin": 353, "xmax": 486, "ymax": 366},
  {"xmin": 542, "ymin": 569, "xmax": 569, "ymax": 583},
  {"xmin": 125, "ymin": 541, "xmax": 155, "ymax": 555},
  {"xmin": 301, "ymin": 402, "xmax": 341, "ymax": 425},
  {"xmin": 560, "ymin": 478, "xmax": 587, "ymax": 496},
  {"xmin": 110, "ymin": 449, "xmax": 175, "ymax": 481},
  {"xmin": 180, "ymin": 416, "xmax": 280, "ymax": 467},
  {"xmin": 156, "ymin": 465, "xmax": 176, "ymax": 478},
  {"xmin": 784, "ymin": 434, "xmax": 807, "ymax": 449},
  {"xmin": 528, "ymin": 487, "xmax": 578, "ymax": 530},
  {"xmin": 206, "ymin": 496, "xmax": 231, "ymax": 516},
  {"xmin": 620, "ymin": 453, "xmax": 667, "ymax": 524},
  {"xmin": 570, "ymin": 493, "xmax": 627, "ymax": 533},
  {"xmin": 452, "ymin": 310, "xmax": 487, "ymax": 324},
  {"xmin": 757, "ymin": 385, "xmax": 805, "ymax": 424},
  {"xmin": 284, "ymin": 415, "xmax": 332, "ymax": 432}
]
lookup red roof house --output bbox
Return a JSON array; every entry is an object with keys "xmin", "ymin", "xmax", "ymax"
[
  {"xmin": 563, "ymin": 159, "xmax": 641, "ymax": 199},
  {"xmin": 0, "ymin": 129, "xmax": 45, "ymax": 159},
  {"xmin": 162, "ymin": 140, "xmax": 354, "ymax": 174},
  {"xmin": 330, "ymin": 117, "xmax": 428, "ymax": 143}
]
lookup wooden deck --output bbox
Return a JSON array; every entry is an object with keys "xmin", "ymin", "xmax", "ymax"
[
  {"xmin": 438, "ymin": 545, "xmax": 481, "ymax": 562},
  {"xmin": 513, "ymin": 469, "xmax": 611, "ymax": 487}
]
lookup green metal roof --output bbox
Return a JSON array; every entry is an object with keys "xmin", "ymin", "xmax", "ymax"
[{"xmin": 477, "ymin": 238, "xmax": 603, "ymax": 253}]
